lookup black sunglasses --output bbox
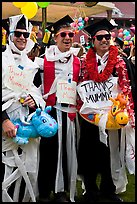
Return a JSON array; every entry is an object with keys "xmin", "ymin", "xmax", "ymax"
[
  {"xmin": 14, "ymin": 31, "xmax": 30, "ymax": 38},
  {"xmin": 56, "ymin": 31, "xmax": 74, "ymax": 38},
  {"xmin": 93, "ymin": 34, "xmax": 111, "ymax": 41}
]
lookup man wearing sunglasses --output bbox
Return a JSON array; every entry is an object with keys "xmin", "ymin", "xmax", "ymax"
[
  {"xmin": 77, "ymin": 18, "xmax": 135, "ymax": 202},
  {"xmin": 37, "ymin": 15, "xmax": 81, "ymax": 202},
  {"xmin": 2, "ymin": 14, "xmax": 46, "ymax": 202}
]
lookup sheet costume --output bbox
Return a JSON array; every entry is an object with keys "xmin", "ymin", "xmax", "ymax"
[
  {"xmin": 2, "ymin": 14, "xmax": 45, "ymax": 202},
  {"xmin": 38, "ymin": 45, "xmax": 80, "ymax": 202}
]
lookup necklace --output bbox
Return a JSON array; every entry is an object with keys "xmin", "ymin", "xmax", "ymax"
[
  {"xmin": 86, "ymin": 45, "xmax": 118, "ymax": 82},
  {"xmin": 85, "ymin": 45, "xmax": 135, "ymax": 127}
]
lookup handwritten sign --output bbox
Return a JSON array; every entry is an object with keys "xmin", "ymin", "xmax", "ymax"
[
  {"xmin": 77, "ymin": 77, "xmax": 119, "ymax": 114},
  {"xmin": 4, "ymin": 65, "xmax": 34, "ymax": 93},
  {"xmin": 56, "ymin": 80, "xmax": 77, "ymax": 105}
]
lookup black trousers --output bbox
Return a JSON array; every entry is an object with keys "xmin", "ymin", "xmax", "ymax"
[
  {"xmin": 77, "ymin": 117, "xmax": 116, "ymax": 195},
  {"xmin": 38, "ymin": 108, "xmax": 69, "ymax": 198}
]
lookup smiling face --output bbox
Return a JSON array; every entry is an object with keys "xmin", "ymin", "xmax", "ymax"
[
  {"xmin": 92, "ymin": 30, "xmax": 111, "ymax": 57},
  {"xmin": 54, "ymin": 26, "xmax": 74, "ymax": 52},
  {"xmin": 13, "ymin": 28, "xmax": 28, "ymax": 51}
]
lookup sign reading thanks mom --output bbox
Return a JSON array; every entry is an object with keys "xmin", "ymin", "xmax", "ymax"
[
  {"xmin": 56, "ymin": 80, "xmax": 76, "ymax": 105},
  {"xmin": 77, "ymin": 77, "xmax": 118, "ymax": 113},
  {"xmin": 5, "ymin": 65, "xmax": 34, "ymax": 93}
]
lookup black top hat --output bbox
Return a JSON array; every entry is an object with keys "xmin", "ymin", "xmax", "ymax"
[
  {"xmin": 115, "ymin": 37, "xmax": 124, "ymax": 49},
  {"xmin": 84, "ymin": 18, "xmax": 116, "ymax": 37},
  {"xmin": 47, "ymin": 15, "xmax": 74, "ymax": 34},
  {"xmin": 16, "ymin": 15, "xmax": 27, "ymax": 30}
]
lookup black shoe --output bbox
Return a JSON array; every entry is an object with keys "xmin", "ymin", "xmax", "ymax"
[
  {"xmin": 108, "ymin": 194, "xmax": 123, "ymax": 202},
  {"xmin": 102, "ymin": 193, "xmax": 123, "ymax": 202},
  {"xmin": 36, "ymin": 196, "xmax": 51, "ymax": 202},
  {"xmin": 83, "ymin": 192, "xmax": 100, "ymax": 202},
  {"xmin": 54, "ymin": 192, "xmax": 69, "ymax": 202}
]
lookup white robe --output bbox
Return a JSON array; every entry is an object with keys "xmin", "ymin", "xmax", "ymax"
[
  {"xmin": 2, "ymin": 45, "xmax": 46, "ymax": 202},
  {"xmin": 43, "ymin": 45, "xmax": 80, "ymax": 202}
]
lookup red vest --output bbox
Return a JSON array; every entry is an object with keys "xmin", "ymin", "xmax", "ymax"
[{"xmin": 43, "ymin": 55, "xmax": 80, "ymax": 106}]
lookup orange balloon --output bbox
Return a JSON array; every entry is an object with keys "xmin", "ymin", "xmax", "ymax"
[
  {"xmin": 75, "ymin": 30, "xmax": 79, "ymax": 34},
  {"xmin": 21, "ymin": 2, "xmax": 38, "ymax": 19},
  {"xmin": 13, "ymin": 2, "xmax": 27, "ymax": 8}
]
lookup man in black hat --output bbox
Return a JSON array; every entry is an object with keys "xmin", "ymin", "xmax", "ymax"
[
  {"xmin": 114, "ymin": 37, "xmax": 128, "ymax": 58},
  {"xmin": 76, "ymin": 18, "xmax": 135, "ymax": 202},
  {"xmin": 2, "ymin": 14, "xmax": 45, "ymax": 202},
  {"xmin": 114, "ymin": 37, "xmax": 124, "ymax": 49},
  {"xmin": 37, "ymin": 15, "xmax": 81, "ymax": 202}
]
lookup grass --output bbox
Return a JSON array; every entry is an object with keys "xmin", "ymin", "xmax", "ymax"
[
  {"xmin": 75, "ymin": 172, "xmax": 135, "ymax": 202},
  {"xmin": 38, "ymin": 171, "xmax": 135, "ymax": 202}
]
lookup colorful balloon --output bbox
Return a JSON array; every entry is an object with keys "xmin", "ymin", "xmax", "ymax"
[
  {"xmin": 84, "ymin": 17, "xmax": 89, "ymax": 22},
  {"xmin": 129, "ymin": 41, "xmax": 133, "ymax": 46},
  {"xmin": 118, "ymin": 28, "xmax": 123, "ymax": 33},
  {"xmin": 78, "ymin": 17, "xmax": 83, "ymax": 22},
  {"xmin": 123, "ymin": 29, "xmax": 128, "ymax": 34},
  {"xmin": 37, "ymin": 2, "xmax": 50, "ymax": 8},
  {"xmin": 124, "ymin": 41, "xmax": 129, "ymax": 45},
  {"xmin": 13, "ymin": 2, "xmax": 27, "ymax": 8},
  {"xmin": 125, "ymin": 31, "xmax": 130, "ymax": 36},
  {"xmin": 130, "ymin": 26, "xmax": 135, "ymax": 34},
  {"xmin": 21, "ymin": 2, "xmax": 38, "ymax": 19},
  {"xmin": 74, "ymin": 30, "xmax": 79, "ymax": 34},
  {"xmin": 125, "ymin": 35, "xmax": 131, "ymax": 41},
  {"xmin": 118, "ymin": 32, "xmax": 123, "ymax": 38},
  {"xmin": 78, "ymin": 22, "xmax": 83, "ymax": 27}
]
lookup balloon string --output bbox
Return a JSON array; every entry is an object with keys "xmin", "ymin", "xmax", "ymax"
[
  {"xmin": 78, "ymin": 6, "xmax": 82, "ymax": 17},
  {"xmin": 82, "ymin": 9, "xmax": 86, "ymax": 18}
]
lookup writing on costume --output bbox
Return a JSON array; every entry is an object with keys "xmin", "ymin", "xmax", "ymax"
[
  {"xmin": 81, "ymin": 78, "xmax": 113, "ymax": 103},
  {"xmin": 57, "ymin": 80, "xmax": 76, "ymax": 105},
  {"xmin": 77, "ymin": 77, "xmax": 118, "ymax": 111},
  {"xmin": 5, "ymin": 65, "xmax": 33, "ymax": 92}
]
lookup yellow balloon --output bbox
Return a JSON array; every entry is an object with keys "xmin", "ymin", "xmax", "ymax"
[
  {"xmin": 13, "ymin": 2, "xmax": 27, "ymax": 8},
  {"xmin": 21, "ymin": 2, "xmax": 38, "ymax": 19}
]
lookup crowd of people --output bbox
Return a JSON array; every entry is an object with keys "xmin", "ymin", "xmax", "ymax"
[{"xmin": 2, "ymin": 14, "xmax": 135, "ymax": 202}]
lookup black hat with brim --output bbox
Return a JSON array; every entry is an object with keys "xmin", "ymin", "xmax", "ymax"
[
  {"xmin": 84, "ymin": 18, "xmax": 116, "ymax": 37},
  {"xmin": 47, "ymin": 15, "xmax": 74, "ymax": 34},
  {"xmin": 115, "ymin": 37, "xmax": 124, "ymax": 49}
]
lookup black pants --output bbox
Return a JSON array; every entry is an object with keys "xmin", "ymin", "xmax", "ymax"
[
  {"xmin": 38, "ymin": 108, "xmax": 69, "ymax": 198},
  {"xmin": 77, "ymin": 117, "xmax": 116, "ymax": 195}
]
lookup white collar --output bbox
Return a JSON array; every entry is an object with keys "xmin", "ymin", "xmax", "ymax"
[
  {"xmin": 96, "ymin": 51, "xmax": 109, "ymax": 64},
  {"xmin": 45, "ymin": 45, "xmax": 80, "ymax": 62}
]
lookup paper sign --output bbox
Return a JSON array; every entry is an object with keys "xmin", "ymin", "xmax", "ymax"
[
  {"xmin": 77, "ymin": 77, "xmax": 119, "ymax": 113},
  {"xmin": 56, "ymin": 80, "xmax": 77, "ymax": 105},
  {"xmin": 4, "ymin": 65, "xmax": 34, "ymax": 93},
  {"xmin": 80, "ymin": 35, "xmax": 85, "ymax": 45}
]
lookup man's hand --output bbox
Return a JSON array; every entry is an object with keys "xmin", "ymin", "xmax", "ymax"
[
  {"xmin": 2, "ymin": 119, "xmax": 16, "ymax": 138},
  {"xmin": 22, "ymin": 95, "xmax": 36, "ymax": 109}
]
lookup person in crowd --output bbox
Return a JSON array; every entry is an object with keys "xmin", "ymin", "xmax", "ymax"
[
  {"xmin": 128, "ymin": 44, "xmax": 135, "ymax": 65},
  {"xmin": 76, "ymin": 18, "xmax": 135, "ymax": 202},
  {"xmin": 84, "ymin": 36, "xmax": 92, "ymax": 51},
  {"xmin": 114, "ymin": 37, "xmax": 128, "ymax": 57},
  {"xmin": 37, "ymin": 15, "xmax": 81, "ymax": 202},
  {"xmin": 123, "ymin": 43, "xmax": 131, "ymax": 58},
  {"xmin": 27, "ymin": 42, "xmax": 41, "ymax": 61},
  {"xmin": 2, "ymin": 14, "xmax": 46, "ymax": 202},
  {"xmin": 114, "ymin": 37, "xmax": 135, "ymax": 104},
  {"xmin": 72, "ymin": 42, "xmax": 86, "ymax": 59}
]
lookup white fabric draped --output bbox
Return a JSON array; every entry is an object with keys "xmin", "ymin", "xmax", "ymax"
[{"xmin": 2, "ymin": 42, "xmax": 45, "ymax": 201}]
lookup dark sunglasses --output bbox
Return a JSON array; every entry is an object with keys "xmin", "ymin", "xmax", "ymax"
[
  {"xmin": 56, "ymin": 31, "xmax": 74, "ymax": 38},
  {"xmin": 93, "ymin": 34, "xmax": 111, "ymax": 41},
  {"xmin": 14, "ymin": 31, "xmax": 30, "ymax": 38}
]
